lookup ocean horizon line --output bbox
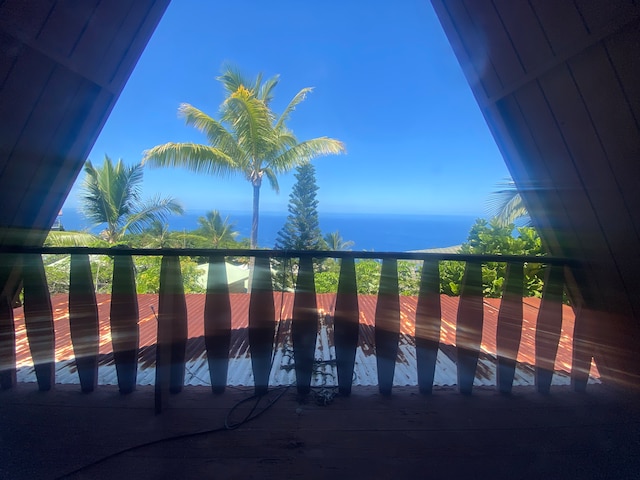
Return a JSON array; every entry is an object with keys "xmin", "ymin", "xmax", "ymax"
[{"xmin": 57, "ymin": 210, "xmax": 478, "ymax": 251}]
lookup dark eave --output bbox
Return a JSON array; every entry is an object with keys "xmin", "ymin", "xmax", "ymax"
[{"xmin": 432, "ymin": 0, "xmax": 640, "ymax": 384}]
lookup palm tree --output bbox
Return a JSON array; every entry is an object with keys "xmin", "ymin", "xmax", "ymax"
[
  {"xmin": 323, "ymin": 231, "xmax": 354, "ymax": 251},
  {"xmin": 44, "ymin": 230, "xmax": 101, "ymax": 247},
  {"xmin": 487, "ymin": 178, "xmax": 531, "ymax": 226},
  {"xmin": 143, "ymin": 65, "xmax": 346, "ymax": 248},
  {"xmin": 80, "ymin": 155, "xmax": 184, "ymax": 243},
  {"xmin": 195, "ymin": 210, "xmax": 240, "ymax": 248},
  {"xmin": 140, "ymin": 220, "xmax": 182, "ymax": 248}
]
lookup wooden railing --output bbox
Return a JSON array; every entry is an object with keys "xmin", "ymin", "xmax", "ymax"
[{"xmin": 0, "ymin": 247, "xmax": 593, "ymax": 403}]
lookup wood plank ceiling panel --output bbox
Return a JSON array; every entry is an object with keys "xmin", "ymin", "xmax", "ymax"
[
  {"xmin": 0, "ymin": 30, "xmax": 21, "ymax": 87},
  {"xmin": 0, "ymin": 0, "xmax": 170, "ymax": 245},
  {"xmin": 70, "ymin": 1, "xmax": 135, "ymax": 84},
  {"xmin": 538, "ymin": 64, "xmax": 640, "ymax": 317},
  {"xmin": 605, "ymin": 25, "xmax": 640, "ymax": 133},
  {"xmin": 30, "ymin": 86, "xmax": 111, "ymax": 230},
  {"xmin": 437, "ymin": 0, "xmax": 502, "ymax": 99},
  {"xmin": 9, "ymin": 78, "xmax": 106, "ymax": 230},
  {"xmin": 2, "ymin": 65, "xmax": 84, "ymax": 226},
  {"xmin": 574, "ymin": 0, "xmax": 638, "ymax": 33},
  {"xmin": 432, "ymin": 0, "xmax": 640, "ymax": 386},
  {"xmin": 516, "ymin": 78, "xmax": 633, "ymax": 317},
  {"xmin": 492, "ymin": 0, "xmax": 553, "ymax": 74},
  {"xmin": 509, "ymin": 81, "xmax": 617, "ymax": 304},
  {"xmin": 35, "ymin": 0, "xmax": 102, "ymax": 58},
  {"xmin": 492, "ymin": 94, "xmax": 583, "ymax": 262},
  {"xmin": 528, "ymin": 0, "xmax": 589, "ymax": 54},
  {"xmin": 0, "ymin": 46, "xmax": 55, "ymax": 179},
  {"xmin": 104, "ymin": 0, "xmax": 158, "ymax": 90},
  {"xmin": 462, "ymin": 0, "xmax": 525, "ymax": 89},
  {"xmin": 568, "ymin": 44, "xmax": 640, "ymax": 242},
  {"xmin": 0, "ymin": 0, "xmax": 55, "ymax": 39}
]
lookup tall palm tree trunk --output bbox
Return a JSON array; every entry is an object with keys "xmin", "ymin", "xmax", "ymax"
[{"xmin": 251, "ymin": 184, "xmax": 260, "ymax": 249}]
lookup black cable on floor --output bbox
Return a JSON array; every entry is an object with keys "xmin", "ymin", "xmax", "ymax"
[{"xmin": 55, "ymin": 385, "xmax": 291, "ymax": 480}]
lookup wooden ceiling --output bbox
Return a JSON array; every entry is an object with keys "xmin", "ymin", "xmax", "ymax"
[
  {"xmin": 432, "ymin": 0, "xmax": 640, "ymax": 384},
  {"xmin": 0, "ymin": 0, "xmax": 170, "ymax": 244},
  {"xmin": 0, "ymin": 0, "xmax": 639, "ymax": 386}
]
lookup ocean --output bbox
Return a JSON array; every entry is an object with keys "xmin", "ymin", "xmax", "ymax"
[{"xmin": 58, "ymin": 210, "xmax": 478, "ymax": 252}]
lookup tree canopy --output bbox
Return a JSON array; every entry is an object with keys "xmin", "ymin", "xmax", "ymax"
[
  {"xmin": 195, "ymin": 210, "xmax": 240, "ymax": 248},
  {"xmin": 143, "ymin": 65, "xmax": 346, "ymax": 248},
  {"xmin": 275, "ymin": 163, "xmax": 324, "ymax": 251},
  {"xmin": 80, "ymin": 155, "xmax": 183, "ymax": 243}
]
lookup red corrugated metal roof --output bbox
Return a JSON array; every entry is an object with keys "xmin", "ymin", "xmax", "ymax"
[{"xmin": 11, "ymin": 293, "xmax": 599, "ymax": 387}]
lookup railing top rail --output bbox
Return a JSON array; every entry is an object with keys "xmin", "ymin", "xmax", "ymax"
[{"xmin": 0, "ymin": 246, "xmax": 575, "ymax": 266}]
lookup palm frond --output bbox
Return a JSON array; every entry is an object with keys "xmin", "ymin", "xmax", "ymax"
[
  {"xmin": 262, "ymin": 167, "xmax": 280, "ymax": 193},
  {"xmin": 258, "ymin": 74, "xmax": 280, "ymax": 105},
  {"xmin": 143, "ymin": 143, "xmax": 238, "ymax": 176},
  {"xmin": 274, "ymin": 127, "xmax": 298, "ymax": 149},
  {"xmin": 80, "ymin": 156, "xmax": 142, "ymax": 231},
  {"xmin": 44, "ymin": 230, "xmax": 100, "ymax": 247},
  {"xmin": 486, "ymin": 179, "xmax": 531, "ymax": 226},
  {"xmin": 274, "ymin": 87, "xmax": 313, "ymax": 131},
  {"xmin": 268, "ymin": 137, "xmax": 346, "ymax": 173},
  {"xmin": 80, "ymin": 160, "xmax": 110, "ymax": 226},
  {"xmin": 121, "ymin": 195, "xmax": 184, "ymax": 235},
  {"xmin": 112, "ymin": 160, "xmax": 144, "ymax": 226},
  {"xmin": 324, "ymin": 231, "xmax": 354, "ymax": 251},
  {"xmin": 222, "ymin": 88, "xmax": 277, "ymax": 161},
  {"xmin": 196, "ymin": 210, "xmax": 239, "ymax": 247},
  {"xmin": 178, "ymin": 104, "xmax": 241, "ymax": 155},
  {"xmin": 217, "ymin": 64, "xmax": 249, "ymax": 95}
]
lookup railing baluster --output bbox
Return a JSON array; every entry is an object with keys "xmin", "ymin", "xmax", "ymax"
[
  {"xmin": 535, "ymin": 264, "xmax": 564, "ymax": 394},
  {"xmin": 0, "ymin": 254, "xmax": 17, "ymax": 389},
  {"xmin": 334, "ymin": 257, "xmax": 359, "ymax": 396},
  {"xmin": 110, "ymin": 254, "xmax": 139, "ymax": 394},
  {"xmin": 22, "ymin": 254, "xmax": 55, "ymax": 391},
  {"xmin": 0, "ymin": 295, "xmax": 16, "ymax": 389},
  {"xmin": 571, "ymin": 307, "xmax": 596, "ymax": 393},
  {"xmin": 292, "ymin": 255, "xmax": 318, "ymax": 396},
  {"xmin": 456, "ymin": 261, "xmax": 483, "ymax": 395},
  {"xmin": 416, "ymin": 261, "xmax": 441, "ymax": 394},
  {"xmin": 496, "ymin": 261, "xmax": 524, "ymax": 394},
  {"xmin": 204, "ymin": 255, "xmax": 231, "ymax": 394},
  {"xmin": 248, "ymin": 255, "xmax": 275, "ymax": 395},
  {"xmin": 158, "ymin": 256, "xmax": 187, "ymax": 394},
  {"xmin": 69, "ymin": 253, "xmax": 99, "ymax": 393},
  {"xmin": 375, "ymin": 259, "xmax": 400, "ymax": 395}
]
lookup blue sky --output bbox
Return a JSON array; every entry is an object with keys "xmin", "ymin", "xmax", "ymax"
[{"xmin": 62, "ymin": 0, "xmax": 510, "ymax": 217}]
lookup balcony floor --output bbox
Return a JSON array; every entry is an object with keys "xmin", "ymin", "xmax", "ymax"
[{"xmin": 1, "ymin": 384, "xmax": 639, "ymax": 479}]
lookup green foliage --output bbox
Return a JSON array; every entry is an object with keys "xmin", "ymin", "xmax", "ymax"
[
  {"xmin": 43, "ymin": 253, "xmax": 113, "ymax": 294},
  {"xmin": 275, "ymin": 163, "xmax": 324, "ymax": 251},
  {"xmin": 398, "ymin": 261, "xmax": 421, "ymax": 296},
  {"xmin": 314, "ymin": 269, "xmax": 340, "ymax": 294},
  {"xmin": 440, "ymin": 218, "xmax": 546, "ymax": 297},
  {"xmin": 314, "ymin": 259, "xmax": 382, "ymax": 295},
  {"xmin": 487, "ymin": 178, "xmax": 531, "ymax": 226},
  {"xmin": 323, "ymin": 231, "xmax": 354, "ymax": 251},
  {"xmin": 273, "ymin": 163, "xmax": 325, "ymax": 290},
  {"xmin": 42, "ymin": 216, "xmax": 546, "ymax": 300},
  {"xmin": 134, "ymin": 256, "xmax": 205, "ymax": 294},
  {"xmin": 43, "ymin": 255, "xmax": 71, "ymax": 294},
  {"xmin": 44, "ymin": 230, "xmax": 100, "ymax": 247},
  {"xmin": 195, "ymin": 210, "xmax": 240, "ymax": 248},
  {"xmin": 314, "ymin": 259, "xmax": 420, "ymax": 296},
  {"xmin": 91, "ymin": 256, "xmax": 115, "ymax": 293},
  {"xmin": 143, "ymin": 65, "xmax": 345, "ymax": 248},
  {"xmin": 80, "ymin": 155, "xmax": 183, "ymax": 243},
  {"xmin": 355, "ymin": 260, "xmax": 381, "ymax": 294}
]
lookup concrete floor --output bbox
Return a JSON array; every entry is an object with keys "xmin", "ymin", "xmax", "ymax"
[{"xmin": 0, "ymin": 383, "xmax": 639, "ymax": 480}]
